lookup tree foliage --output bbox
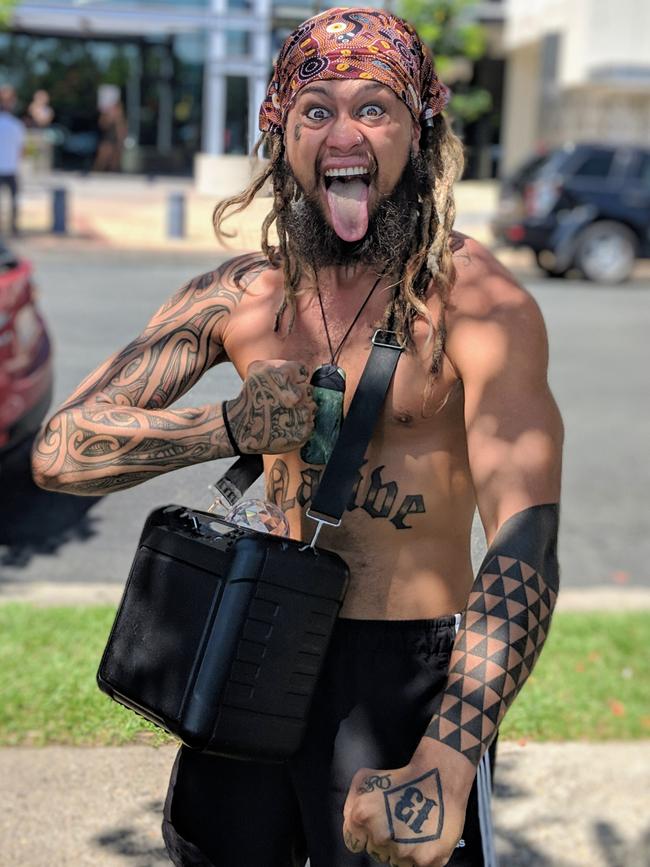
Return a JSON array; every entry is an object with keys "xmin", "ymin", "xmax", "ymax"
[
  {"xmin": 397, "ymin": 0, "xmax": 492, "ymax": 124},
  {"xmin": 0, "ymin": 0, "xmax": 17, "ymax": 29}
]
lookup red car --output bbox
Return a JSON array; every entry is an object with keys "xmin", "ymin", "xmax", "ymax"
[{"xmin": 0, "ymin": 243, "xmax": 53, "ymax": 463}]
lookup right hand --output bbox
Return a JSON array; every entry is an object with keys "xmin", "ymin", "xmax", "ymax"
[{"xmin": 224, "ymin": 359, "xmax": 316, "ymax": 455}]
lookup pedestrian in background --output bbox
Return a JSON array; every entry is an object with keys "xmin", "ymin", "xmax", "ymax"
[
  {"xmin": 93, "ymin": 99, "xmax": 127, "ymax": 173},
  {"xmin": 25, "ymin": 89, "xmax": 54, "ymax": 129},
  {"xmin": 0, "ymin": 85, "xmax": 25, "ymax": 237}
]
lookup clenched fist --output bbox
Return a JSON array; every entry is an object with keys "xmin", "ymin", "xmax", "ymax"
[
  {"xmin": 342, "ymin": 740, "xmax": 475, "ymax": 867},
  {"xmin": 224, "ymin": 359, "xmax": 316, "ymax": 455}
]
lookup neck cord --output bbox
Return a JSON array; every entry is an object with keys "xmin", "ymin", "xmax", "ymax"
[{"xmin": 316, "ymin": 271, "xmax": 385, "ymax": 365}]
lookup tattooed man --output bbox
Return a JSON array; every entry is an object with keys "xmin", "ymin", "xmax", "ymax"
[{"xmin": 32, "ymin": 8, "xmax": 562, "ymax": 867}]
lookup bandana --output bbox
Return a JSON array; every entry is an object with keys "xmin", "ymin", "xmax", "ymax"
[{"xmin": 259, "ymin": 6, "xmax": 450, "ymax": 134}]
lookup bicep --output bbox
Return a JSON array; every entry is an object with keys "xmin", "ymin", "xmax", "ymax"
[
  {"xmin": 453, "ymin": 292, "xmax": 563, "ymax": 543},
  {"xmin": 61, "ymin": 267, "xmax": 240, "ymax": 412}
]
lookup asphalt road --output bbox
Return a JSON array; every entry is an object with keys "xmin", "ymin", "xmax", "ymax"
[{"xmin": 2, "ymin": 246, "xmax": 649, "ymax": 592}]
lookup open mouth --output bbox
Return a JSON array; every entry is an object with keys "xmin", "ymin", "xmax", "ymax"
[
  {"xmin": 322, "ymin": 167, "xmax": 371, "ymax": 189},
  {"xmin": 320, "ymin": 168, "xmax": 373, "ymax": 242}
]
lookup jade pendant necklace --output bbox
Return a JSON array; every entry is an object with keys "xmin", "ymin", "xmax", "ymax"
[{"xmin": 300, "ymin": 271, "xmax": 384, "ymax": 466}]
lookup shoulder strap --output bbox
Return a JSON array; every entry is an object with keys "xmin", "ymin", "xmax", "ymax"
[
  {"xmin": 212, "ymin": 331, "xmax": 404, "ymax": 535},
  {"xmin": 308, "ymin": 331, "xmax": 403, "ymax": 529}
]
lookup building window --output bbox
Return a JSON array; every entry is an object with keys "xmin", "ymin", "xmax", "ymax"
[
  {"xmin": 226, "ymin": 30, "xmax": 251, "ymax": 57},
  {"xmin": 225, "ymin": 76, "xmax": 249, "ymax": 153}
]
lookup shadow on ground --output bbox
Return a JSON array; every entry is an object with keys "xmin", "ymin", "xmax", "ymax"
[
  {"xmin": 496, "ymin": 824, "xmax": 650, "ymax": 867},
  {"xmin": 93, "ymin": 799, "xmax": 169, "ymax": 866},
  {"xmin": 0, "ymin": 436, "xmax": 100, "ymax": 566}
]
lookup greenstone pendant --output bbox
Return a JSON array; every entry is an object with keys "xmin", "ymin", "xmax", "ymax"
[{"xmin": 300, "ymin": 363, "xmax": 346, "ymax": 465}]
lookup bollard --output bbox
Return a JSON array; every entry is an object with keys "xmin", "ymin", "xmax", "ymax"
[
  {"xmin": 167, "ymin": 192, "xmax": 185, "ymax": 239},
  {"xmin": 52, "ymin": 188, "xmax": 68, "ymax": 235}
]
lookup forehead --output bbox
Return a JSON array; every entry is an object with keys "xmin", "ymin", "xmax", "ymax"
[{"xmin": 291, "ymin": 79, "xmax": 399, "ymax": 107}]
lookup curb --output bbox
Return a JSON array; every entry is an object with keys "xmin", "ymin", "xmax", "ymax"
[{"xmin": 1, "ymin": 581, "xmax": 649, "ymax": 611}]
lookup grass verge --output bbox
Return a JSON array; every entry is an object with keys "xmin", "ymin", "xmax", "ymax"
[{"xmin": 0, "ymin": 605, "xmax": 648, "ymax": 745}]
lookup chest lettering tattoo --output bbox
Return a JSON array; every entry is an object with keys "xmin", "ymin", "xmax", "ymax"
[{"xmin": 266, "ymin": 459, "xmax": 426, "ymax": 529}]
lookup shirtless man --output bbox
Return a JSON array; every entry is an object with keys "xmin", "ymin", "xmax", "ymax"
[{"xmin": 32, "ymin": 8, "xmax": 563, "ymax": 867}]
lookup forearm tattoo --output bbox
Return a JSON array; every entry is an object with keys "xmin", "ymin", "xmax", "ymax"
[
  {"xmin": 32, "ymin": 255, "xmax": 269, "ymax": 494},
  {"xmin": 425, "ymin": 504, "xmax": 560, "ymax": 766}
]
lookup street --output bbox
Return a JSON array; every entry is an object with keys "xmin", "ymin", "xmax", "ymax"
[{"xmin": 1, "ymin": 245, "xmax": 649, "ymax": 592}]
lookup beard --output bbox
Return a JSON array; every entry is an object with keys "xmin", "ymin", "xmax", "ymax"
[{"xmin": 283, "ymin": 150, "xmax": 427, "ymax": 271}]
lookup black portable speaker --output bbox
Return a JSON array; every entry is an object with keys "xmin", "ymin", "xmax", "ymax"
[{"xmin": 97, "ymin": 505, "xmax": 349, "ymax": 762}]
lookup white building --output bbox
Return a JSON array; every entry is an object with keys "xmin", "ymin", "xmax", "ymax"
[
  {"xmin": 501, "ymin": 0, "xmax": 650, "ymax": 173},
  {"xmin": 3, "ymin": 0, "xmax": 506, "ymax": 184}
]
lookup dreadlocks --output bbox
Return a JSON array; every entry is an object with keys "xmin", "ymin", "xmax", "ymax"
[{"xmin": 212, "ymin": 113, "xmax": 464, "ymax": 376}]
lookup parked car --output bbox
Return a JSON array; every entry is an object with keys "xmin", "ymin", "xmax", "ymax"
[
  {"xmin": 492, "ymin": 143, "xmax": 650, "ymax": 282},
  {"xmin": 0, "ymin": 242, "xmax": 53, "ymax": 471}
]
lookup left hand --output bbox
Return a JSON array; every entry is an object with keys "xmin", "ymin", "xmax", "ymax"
[{"xmin": 342, "ymin": 741, "xmax": 475, "ymax": 866}]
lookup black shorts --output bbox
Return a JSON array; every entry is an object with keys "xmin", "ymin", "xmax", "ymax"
[{"xmin": 162, "ymin": 616, "xmax": 498, "ymax": 867}]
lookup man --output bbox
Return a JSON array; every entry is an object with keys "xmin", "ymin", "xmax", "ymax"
[
  {"xmin": 0, "ymin": 85, "xmax": 25, "ymax": 236},
  {"xmin": 32, "ymin": 8, "xmax": 563, "ymax": 867}
]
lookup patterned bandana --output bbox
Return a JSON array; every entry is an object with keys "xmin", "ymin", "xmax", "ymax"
[{"xmin": 259, "ymin": 6, "xmax": 450, "ymax": 134}]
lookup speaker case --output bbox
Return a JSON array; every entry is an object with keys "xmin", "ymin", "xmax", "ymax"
[{"xmin": 97, "ymin": 505, "xmax": 349, "ymax": 762}]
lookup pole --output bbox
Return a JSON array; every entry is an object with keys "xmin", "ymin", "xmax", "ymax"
[
  {"xmin": 52, "ymin": 188, "xmax": 67, "ymax": 235},
  {"xmin": 167, "ymin": 192, "xmax": 185, "ymax": 239}
]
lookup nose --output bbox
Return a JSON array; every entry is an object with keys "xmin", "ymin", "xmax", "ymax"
[{"xmin": 325, "ymin": 114, "xmax": 364, "ymax": 151}]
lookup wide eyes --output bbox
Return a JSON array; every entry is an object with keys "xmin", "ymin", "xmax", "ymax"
[
  {"xmin": 358, "ymin": 104, "xmax": 385, "ymax": 118},
  {"xmin": 306, "ymin": 106, "xmax": 332, "ymax": 121},
  {"xmin": 303, "ymin": 103, "xmax": 386, "ymax": 122}
]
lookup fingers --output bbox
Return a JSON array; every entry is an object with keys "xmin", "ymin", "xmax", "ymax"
[
  {"xmin": 245, "ymin": 360, "xmax": 314, "ymax": 409},
  {"xmin": 246, "ymin": 358, "xmax": 310, "ymax": 384},
  {"xmin": 343, "ymin": 827, "xmax": 367, "ymax": 855}
]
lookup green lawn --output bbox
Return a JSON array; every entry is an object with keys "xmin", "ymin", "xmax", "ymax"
[{"xmin": 0, "ymin": 605, "xmax": 648, "ymax": 745}]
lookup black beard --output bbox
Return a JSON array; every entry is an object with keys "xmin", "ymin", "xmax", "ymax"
[{"xmin": 283, "ymin": 152, "xmax": 425, "ymax": 271}]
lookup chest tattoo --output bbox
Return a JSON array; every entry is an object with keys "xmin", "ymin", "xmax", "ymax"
[{"xmin": 266, "ymin": 459, "xmax": 426, "ymax": 529}]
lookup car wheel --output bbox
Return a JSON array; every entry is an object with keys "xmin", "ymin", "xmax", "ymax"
[
  {"xmin": 535, "ymin": 250, "xmax": 569, "ymax": 278},
  {"xmin": 575, "ymin": 221, "xmax": 637, "ymax": 284}
]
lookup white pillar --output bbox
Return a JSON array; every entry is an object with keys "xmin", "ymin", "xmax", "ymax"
[
  {"xmin": 500, "ymin": 41, "xmax": 543, "ymax": 174},
  {"xmin": 247, "ymin": 0, "xmax": 272, "ymax": 152},
  {"xmin": 202, "ymin": 0, "xmax": 228, "ymax": 155}
]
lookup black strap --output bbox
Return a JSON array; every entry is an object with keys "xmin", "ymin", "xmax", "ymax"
[
  {"xmin": 310, "ymin": 332, "xmax": 402, "ymax": 523},
  {"xmin": 212, "ymin": 331, "xmax": 403, "ymax": 524}
]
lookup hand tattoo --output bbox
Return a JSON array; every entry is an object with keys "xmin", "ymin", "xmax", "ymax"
[
  {"xmin": 344, "ymin": 829, "xmax": 363, "ymax": 852},
  {"xmin": 357, "ymin": 774, "xmax": 392, "ymax": 794},
  {"xmin": 383, "ymin": 768, "xmax": 444, "ymax": 845}
]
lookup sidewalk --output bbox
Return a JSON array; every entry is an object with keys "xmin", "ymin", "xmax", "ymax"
[{"xmin": 1, "ymin": 741, "xmax": 648, "ymax": 866}]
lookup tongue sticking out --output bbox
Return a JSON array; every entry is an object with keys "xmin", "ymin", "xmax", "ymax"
[{"xmin": 326, "ymin": 179, "xmax": 369, "ymax": 242}]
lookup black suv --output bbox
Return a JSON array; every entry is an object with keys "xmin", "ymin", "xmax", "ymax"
[{"xmin": 492, "ymin": 143, "xmax": 650, "ymax": 282}]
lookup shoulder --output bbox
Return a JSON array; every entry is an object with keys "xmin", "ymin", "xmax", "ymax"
[
  {"xmin": 170, "ymin": 253, "xmax": 276, "ymax": 308},
  {"xmin": 444, "ymin": 235, "xmax": 549, "ymax": 382}
]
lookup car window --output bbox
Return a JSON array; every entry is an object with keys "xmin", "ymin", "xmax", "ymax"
[
  {"xmin": 633, "ymin": 154, "xmax": 650, "ymax": 187},
  {"xmin": 535, "ymin": 148, "xmax": 574, "ymax": 178},
  {"xmin": 571, "ymin": 151, "xmax": 615, "ymax": 178}
]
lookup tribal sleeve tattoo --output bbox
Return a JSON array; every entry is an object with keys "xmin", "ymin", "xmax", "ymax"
[
  {"xmin": 425, "ymin": 504, "xmax": 560, "ymax": 766},
  {"xmin": 32, "ymin": 255, "xmax": 269, "ymax": 495}
]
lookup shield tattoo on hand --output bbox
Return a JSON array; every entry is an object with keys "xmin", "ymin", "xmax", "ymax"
[{"xmin": 383, "ymin": 769, "xmax": 444, "ymax": 844}]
